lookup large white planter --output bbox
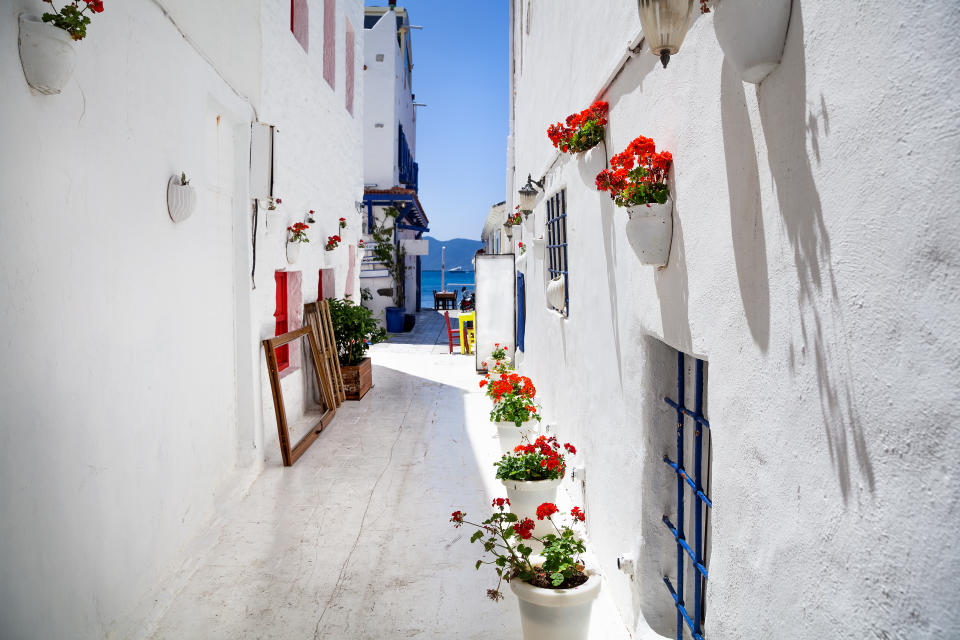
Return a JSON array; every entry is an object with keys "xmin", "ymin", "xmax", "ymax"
[
  {"xmin": 713, "ymin": 0, "xmax": 793, "ymax": 84},
  {"xmin": 286, "ymin": 242, "xmax": 301, "ymax": 264},
  {"xmin": 502, "ymin": 477, "xmax": 562, "ymax": 540},
  {"xmin": 576, "ymin": 144, "xmax": 606, "ymax": 184},
  {"xmin": 625, "ymin": 199, "xmax": 673, "ymax": 267},
  {"xmin": 546, "ymin": 276, "xmax": 566, "ymax": 312},
  {"xmin": 496, "ymin": 420, "xmax": 537, "ymax": 456},
  {"xmin": 166, "ymin": 177, "xmax": 196, "ymax": 223},
  {"xmin": 18, "ymin": 15, "xmax": 76, "ymax": 95},
  {"xmin": 510, "ymin": 569, "xmax": 602, "ymax": 640}
]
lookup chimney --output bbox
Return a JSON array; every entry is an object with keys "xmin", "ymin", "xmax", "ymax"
[{"xmin": 388, "ymin": 0, "xmax": 396, "ymax": 6}]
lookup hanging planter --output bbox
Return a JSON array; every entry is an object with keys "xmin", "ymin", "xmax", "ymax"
[
  {"xmin": 546, "ymin": 276, "xmax": 566, "ymax": 313},
  {"xmin": 286, "ymin": 222, "xmax": 310, "ymax": 264},
  {"xmin": 596, "ymin": 135, "xmax": 674, "ymax": 267},
  {"xmin": 325, "ymin": 234, "xmax": 341, "ymax": 251},
  {"xmin": 626, "ymin": 199, "xmax": 674, "ymax": 266},
  {"xmin": 547, "ymin": 101, "xmax": 609, "ymax": 154},
  {"xmin": 166, "ymin": 173, "xmax": 196, "ymax": 223},
  {"xmin": 637, "ymin": 0, "xmax": 696, "ymax": 68},
  {"xmin": 18, "ymin": 15, "xmax": 77, "ymax": 95},
  {"xmin": 712, "ymin": 0, "xmax": 793, "ymax": 83}
]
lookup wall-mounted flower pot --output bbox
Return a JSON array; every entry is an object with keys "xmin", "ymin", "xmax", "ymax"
[
  {"xmin": 341, "ymin": 357, "xmax": 373, "ymax": 400},
  {"xmin": 625, "ymin": 199, "xmax": 673, "ymax": 267},
  {"xmin": 713, "ymin": 0, "xmax": 793, "ymax": 84},
  {"xmin": 576, "ymin": 144, "xmax": 606, "ymax": 185},
  {"xmin": 510, "ymin": 569, "xmax": 601, "ymax": 640},
  {"xmin": 385, "ymin": 306, "xmax": 405, "ymax": 333},
  {"xmin": 167, "ymin": 176, "xmax": 197, "ymax": 223},
  {"xmin": 546, "ymin": 276, "xmax": 566, "ymax": 313},
  {"xmin": 286, "ymin": 242, "xmax": 301, "ymax": 264},
  {"xmin": 18, "ymin": 15, "xmax": 76, "ymax": 95}
]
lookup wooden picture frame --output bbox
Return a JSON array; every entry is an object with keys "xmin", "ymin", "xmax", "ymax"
[
  {"xmin": 305, "ymin": 300, "xmax": 346, "ymax": 405},
  {"xmin": 263, "ymin": 326, "xmax": 336, "ymax": 466}
]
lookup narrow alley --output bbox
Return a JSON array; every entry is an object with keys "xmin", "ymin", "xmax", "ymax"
[{"xmin": 147, "ymin": 311, "xmax": 628, "ymax": 639}]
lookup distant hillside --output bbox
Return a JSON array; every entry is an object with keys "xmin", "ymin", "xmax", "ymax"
[{"xmin": 421, "ymin": 237, "xmax": 483, "ymax": 271}]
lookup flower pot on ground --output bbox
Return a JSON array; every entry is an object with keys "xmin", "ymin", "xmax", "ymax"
[
  {"xmin": 713, "ymin": 0, "xmax": 793, "ymax": 84},
  {"xmin": 625, "ymin": 198, "xmax": 673, "ymax": 266},
  {"xmin": 18, "ymin": 15, "xmax": 77, "ymax": 95},
  {"xmin": 167, "ymin": 173, "xmax": 196, "ymax": 223},
  {"xmin": 496, "ymin": 421, "xmax": 539, "ymax": 456},
  {"xmin": 596, "ymin": 135, "xmax": 674, "ymax": 266},
  {"xmin": 482, "ymin": 370, "xmax": 542, "ymax": 454},
  {"xmin": 340, "ymin": 356, "xmax": 372, "ymax": 400},
  {"xmin": 385, "ymin": 306, "xmax": 405, "ymax": 333},
  {"xmin": 511, "ymin": 568, "xmax": 602, "ymax": 640},
  {"xmin": 496, "ymin": 435, "xmax": 577, "ymax": 539},
  {"xmin": 450, "ymin": 500, "xmax": 596, "ymax": 640},
  {"xmin": 327, "ymin": 297, "xmax": 387, "ymax": 401},
  {"xmin": 286, "ymin": 222, "xmax": 310, "ymax": 265}
]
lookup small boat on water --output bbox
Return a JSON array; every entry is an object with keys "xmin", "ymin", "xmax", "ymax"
[{"xmin": 448, "ymin": 266, "xmax": 464, "ymax": 273}]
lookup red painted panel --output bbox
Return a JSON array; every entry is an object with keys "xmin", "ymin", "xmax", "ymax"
[
  {"xmin": 345, "ymin": 18, "xmax": 355, "ymax": 114},
  {"xmin": 291, "ymin": 0, "xmax": 309, "ymax": 52},
  {"xmin": 275, "ymin": 271, "xmax": 289, "ymax": 371},
  {"xmin": 323, "ymin": 0, "xmax": 336, "ymax": 88}
]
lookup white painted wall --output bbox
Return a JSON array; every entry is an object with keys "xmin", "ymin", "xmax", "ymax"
[
  {"xmin": 510, "ymin": 2, "xmax": 960, "ymax": 639},
  {"xmin": 0, "ymin": 0, "xmax": 363, "ymax": 637},
  {"xmin": 363, "ymin": 9, "xmax": 398, "ymax": 188}
]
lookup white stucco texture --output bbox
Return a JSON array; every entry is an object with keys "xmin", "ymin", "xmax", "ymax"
[{"xmin": 509, "ymin": 2, "xmax": 960, "ymax": 639}]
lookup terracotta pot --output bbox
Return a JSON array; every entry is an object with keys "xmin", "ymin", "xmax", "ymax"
[
  {"xmin": 510, "ymin": 569, "xmax": 602, "ymax": 640},
  {"xmin": 341, "ymin": 356, "xmax": 372, "ymax": 400},
  {"xmin": 18, "ymin": 15, "xmax": 76, "ymax": 95}
]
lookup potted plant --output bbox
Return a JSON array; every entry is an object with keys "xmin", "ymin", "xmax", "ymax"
[
  {"xmin": 286, "ymin": 222, "xmax": 309, "ymax": 264},
  {"xmin": 327, "ymin": 297, "xmax": 387, "ymax": 400},
  {"xmin": 325, "ymin": 234, "xmax": 341, "ymax": 251},
  {"xmin": 711, "ymin": 0, "xmax": 793, "ymax": 84},
  {"xmin": 167, "ymin": 172, "xmax": 196, "ymax": 223},
  {"xmin": 265, "ymin": 197, "xmax": 282, "ymax": 211},
  {"xmin": 450, "ymin": 500, "xmax": 599, "ymax": 640},
  {"xmin": 307, "ymin": 209, "xmax": 316, "ymax": 223},
  {"xmin": 339, "ymin": 216, "xmax": 347, "ymax": 229},
  {"xmin": 371, "ymin": 208, "xmax": 408, "ymax": 332},
  {"xmin": 547, "ymin": 101, "xmax": 608, "ymax": 156},
  {"xmin": 595, "ymin": 135, "xmax": 674, "ymax": 266},
  {"xmin": 495, "ymin": 435, "xmax": 577, "ymax": 542},
  {"xmin": 481, "ymin": 371, "xmax": 542, "ymax": 454},
  {"xmin": 19, "ymin": 0, "xmax": 104, "ymax": 95}
]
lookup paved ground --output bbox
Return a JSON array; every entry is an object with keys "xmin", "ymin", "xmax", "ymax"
[{"xmin": 147, "ymin": 311, "xmax": 631, "ymax": 639}]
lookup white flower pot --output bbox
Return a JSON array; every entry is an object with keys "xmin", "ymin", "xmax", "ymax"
[
  {"xmin": 576, "ymin": 144, "xmax": 606, "ymax": 184},
  {"xmin": 18, "ymin": 15, "xmax": 76, "ymax": 95},
  {"xmin": 502, "ymin": 477, "xmax": 561, "ymax": 540},
  {"xmin": 714, "ymin": 0, "xmax": 793, "ymax": 84},
  {"xmin": 625, "ymin": 199, "xmax": 673, "ymax": 267},
  {"xmin": 546, "ymin": 276, "xmax": 566, "ymax": 312},
  {"xmin": 166, "ymin": 177, "xmax": 197, "ymax": 223},
  {"xmin": 286, "ymin": 242, "xmax": 301, "ymax": 264},
  {"xmin": 496, "ymin": 420, "xmax": 537, "ymax": 456},
  {"xmin": 510, "ymin": 569, "xmax": 602, "ymax": 640}
]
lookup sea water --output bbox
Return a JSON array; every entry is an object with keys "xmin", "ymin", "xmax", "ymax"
[{"xmin": 420, "ymin": 270, "xmax": 475, "ymax": 309}]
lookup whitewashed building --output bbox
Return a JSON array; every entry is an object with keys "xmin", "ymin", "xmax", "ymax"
[
  {"xmin": 481, "ymin": 200, "xmax": 512, "ymax": 255},
  {"xmin": 506, "ymin": 2, "xmax": 960, "ymax": 639},
  {"xmin": 360, "ymin": 1, "xmax": 428, "ymax": 325},
  {"xmin": 0, "ymin": 0, "xmax": 364, "ymax": 636}
]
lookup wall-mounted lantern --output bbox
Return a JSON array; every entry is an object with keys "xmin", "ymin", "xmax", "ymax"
[
  {"xmin": 637, "ymin": 0, "xmax": 696, "ymax": 68},
  {"xmin": 517, "ymin": 174, "xmax": 543, "ymax": 214}
]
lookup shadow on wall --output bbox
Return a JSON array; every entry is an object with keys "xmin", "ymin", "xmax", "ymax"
[
  {"xmin": 633, "ymin": 335, "xmax": 684, "ymax": 638},
  {"xmin": 757, "ymin": 1, "xmax": 874, "ymax": 499},
  {"xmin": 720, "ymin": 59, "xmax": 770, "ymax": 352},
  {"xmin": 653, "ymin": 188, "xmax": 693, "ymax": 355}
]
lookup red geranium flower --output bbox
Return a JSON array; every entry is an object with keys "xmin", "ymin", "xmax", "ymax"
[
  {"xmin": 535, "ymin": 503, "xmax": 559, "ymax": 520},
  {"xmin": 450, "ymin": 510, "xmax": 465, "ymax": 527},
  {"xmin": 514, "ymin": 518, "xmax": 535, "ymax": 540},
  {"xmin": 492, "ymin": 497, "xmax": 511, "ymax": 508},
  {"xmin": 571, "ymin": 506, "xmax": 585, "ymax": 522}
]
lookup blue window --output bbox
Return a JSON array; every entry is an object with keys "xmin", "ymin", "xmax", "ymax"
[
  {"xmin": 398, "ymin": 125, "xmax": 417, "ymax": 191},
  {"xmin": 516, "ymin": 272, "xmax": 526, "ymax": 352},
  {"xmin": 545, "ymin": 189, "xmax": 568, "ymax": 316},
  {"xmin": 663, "ymin": 354, "xmax": 711, "ymax": 640}
]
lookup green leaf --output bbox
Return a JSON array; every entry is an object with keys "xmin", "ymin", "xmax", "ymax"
[
  {"xmin": 503, "ymin": 513, "xmax": 518, "ymax": 522},
  {"xmin": 470, "ymin": 530, "xmax": 483, "ymax": 543},
  {"xmin": 475, "ymin": 560, "xmax": 483, "ymax": 570},
  {"xmin": 551, "ymin": 572, "xmax": 565, "ymax": 586}
]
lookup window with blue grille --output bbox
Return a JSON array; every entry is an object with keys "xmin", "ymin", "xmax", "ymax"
[
  {"xmin": 516, "ymin": 272, "xmax": 526, "ymax": 352},
  {"xmin": 545, "ymin": 189, "xmax": 568, "ymax": 316},
  {"xmin": 662, "ymin": 353, "xmax": 711, "ymax": 640}
]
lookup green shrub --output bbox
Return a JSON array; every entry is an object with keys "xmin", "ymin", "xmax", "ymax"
[{"xmin": 327, "ymin": 298, "xmax": 387, "ymax": 366}]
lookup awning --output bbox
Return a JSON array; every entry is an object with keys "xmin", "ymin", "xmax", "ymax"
[{"xmin": 363, "ymin": 187, "xmax": 429, "ymax": 232}]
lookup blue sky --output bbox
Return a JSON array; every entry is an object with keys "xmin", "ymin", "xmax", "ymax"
[{"xmin": 367, "ymin": 1, "xmax": 509, "ymax": 242}]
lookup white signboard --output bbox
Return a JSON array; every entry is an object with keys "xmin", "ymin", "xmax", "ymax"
[
  {"xmin": 400, "ymin": 238, "xmax": 429, "ymax": 256},
  {"xmin": 474, "ymin": 254, "xmax": 515, "ymax": 371}
]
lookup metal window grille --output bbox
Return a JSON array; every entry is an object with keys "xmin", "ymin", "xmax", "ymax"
[
  {"xmin": 516, "ymin": 272, "xmax": 526, "ymax": 351},
  {"xmin": 663, "ymin": 354, "xmax": 711, "ymax": 640},
  {"xmin": 545, "ymin": 189, "xmax": 568, "ymax": 316}
]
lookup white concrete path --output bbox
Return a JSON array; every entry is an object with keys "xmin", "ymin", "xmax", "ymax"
[{"xmin": 148, "ymin": 311, "xmax": 631, "ymax": 639}]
